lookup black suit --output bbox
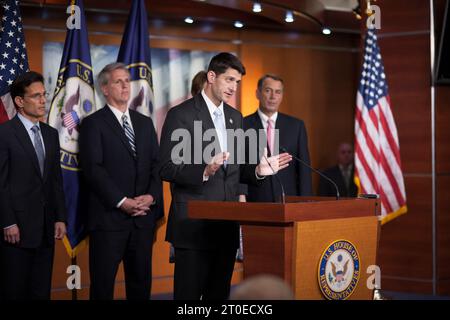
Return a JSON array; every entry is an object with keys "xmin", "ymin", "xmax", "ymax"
[
  {"xmin": 243, "ymin": 111, "xmax": 312, "ymax": 202},
  {"xmin": 159, "ymin": 94, "xmax": 258, "ymax": 300},
  {"xmin": 318, "ymin": 165, "xmax": 358, "ymax": 197},
  {"xmin": 0, "ymin": 115, "xmax": 66, "ymax": 300},
  {"xmin": 79, "ymin": 106, "xmax": 162, "ymax": 300}
]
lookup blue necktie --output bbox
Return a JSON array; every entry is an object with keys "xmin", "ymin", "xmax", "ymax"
[
  {"xmin": 31, "ymin": 125, "xmax": 45, "ymax": 176},
  {"xmin": 122, "ymin": 114, "xmax": 137, "ymax": 157}
]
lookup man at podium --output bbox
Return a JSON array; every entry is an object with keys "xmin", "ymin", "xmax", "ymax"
[{"xmin": 159, "ymin": 52, "xmax": 292, "ymax": 300}]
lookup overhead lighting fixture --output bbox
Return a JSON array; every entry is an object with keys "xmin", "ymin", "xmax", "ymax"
[
  {"xmin": 252, "ymin": 2, "xmax": 262, "ymax": 13},
  {"xmin": 322, "ymin": 27, "xmax": 331, "ymax": 35},
  {"xmin": 234, "ymin": 21, "xmax": 244, "ymax": 28},
  {"xmin": 285, "ymin": 11, "xmax": 294, "ymax": 23},
  {"xmin": 184, "ymin": 17, "xmax": 194, "ymax": 24}
]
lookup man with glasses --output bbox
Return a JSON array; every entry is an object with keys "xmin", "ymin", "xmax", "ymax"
[{"xmin": 0, "ymin": 71, "xmax": 67, "ymax": 299}]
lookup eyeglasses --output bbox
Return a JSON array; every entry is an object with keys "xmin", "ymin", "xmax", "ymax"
[{"xmin": 23, "ymin": 92, "xmax": 49, "ymax": 100}]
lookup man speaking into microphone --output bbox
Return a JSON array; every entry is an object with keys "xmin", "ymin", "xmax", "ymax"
[{"xmin": 243, "ymin": 74, "xmax": 313, "ymax": 202}]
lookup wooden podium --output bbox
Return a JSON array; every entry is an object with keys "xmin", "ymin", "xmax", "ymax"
[{"xmin": 188, "ymin": 196, "xmax": 380, "ymax": 300}]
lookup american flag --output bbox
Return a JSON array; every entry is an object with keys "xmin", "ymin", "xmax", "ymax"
[
  {"xmin": 63, "ymin": 110, "xmax": 80, "ymax": 131},
  {"xmin": 354, "ymin": 28, "xmax": 407, "ymax": 224},
  {"xmin": 0, "ymin": 0, "xmax": 29, "ymax": 124}
]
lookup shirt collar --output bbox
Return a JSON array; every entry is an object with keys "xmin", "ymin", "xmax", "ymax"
[
  {"xmin": 108, "ymin": 104, "xmax": 130, "ymax": 124},
  {"xmin": 17, "ymin": 112, "xmax": 40, "ymax": 132},
  {"xmin": 257, "ymin": 108, "xmax": 278, "ymax": 125},
  {"xmin": 339, "ymin": 163, "xmax": 353, "ymax": 173},
  {"xmin": 201, "ymin": 89, "xmax": 224, "ymax": 119}
]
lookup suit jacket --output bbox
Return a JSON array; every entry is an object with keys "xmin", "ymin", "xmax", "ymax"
[
  {"xmin": 243, "ymin": 111, "xmax": 313, "ymax": 202},
  {"xmin": 318, "ymin": 165, "xmax": 358, "ymax": 197},
  {"xmin": 0, "ymin": 116, "xmax": 66, "ymax": 248},
  {"xmin": 159, "ymin": 94, "xmax": 259, "ymax": 250},
  {"xmin": 79, "ymin": 106, "xmax": 163, "ymax": 232}
]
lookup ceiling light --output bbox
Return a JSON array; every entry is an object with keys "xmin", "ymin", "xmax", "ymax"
[
  {"xmin": 252, "ymin": 2, "xmax": 262, "ymax": 13},
  {"xmin": 234, "ymin": 21, "xmax": 244, "ymax": 28},
  {"xmin": 184, "ymin": 17, "xmax": 194, "ymax": 24},
  {"xmin": 285, "ymin": 11, "xmax": 294, "ymax": 23},
  {"xmin": 322, "ymin": 27, "xmax": 331, "ymax": 35}
]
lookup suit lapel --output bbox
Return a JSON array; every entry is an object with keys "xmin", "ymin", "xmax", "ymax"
[
  {"xmin": 253, "ymin": 111, "xmax": 270, "ymax": 157},
  {"xmin": 11, "ymin": 116, "xmax": 43, "ymax": 179},
  {"xmin": 129, "ymin": 110, "xmax": 143, "ymax": 160},
  {"xmin": 222, "ymin": 104, "xmax": 238, "ymax": 174},
  {"xmin": 252, "ymin": 111, "xmax": 264, "ymax": 131},
  {"xmin": 275, "ymin": 113, "xmax": 285, "ymax": 155},
  {"xmin": 194, "ymin": 94, "xmax": 215, "ymax": 131},
  {"xmin": 101, "ymin": 106, "xmax": 135, "ymax": 158}
]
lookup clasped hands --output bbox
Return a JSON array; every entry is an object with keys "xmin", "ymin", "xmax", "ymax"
[
  {"xmin": 120, "ymin": 194, "xmax": 154, "ymax": 217},
  {"xmin": 203, "ymin": 148, "xmax": 292, "ymax": 178}
]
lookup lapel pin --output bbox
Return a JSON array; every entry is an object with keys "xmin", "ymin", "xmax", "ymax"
[{"xmin": 229, "ymin": 118, "xmax": 233, "ymax": 124}]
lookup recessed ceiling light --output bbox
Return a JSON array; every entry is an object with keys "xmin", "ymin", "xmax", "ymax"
[
  {"xmin": 322, "ymin": 27, "xmax": 331, "ymax": 35},
  {"xmin": 285, "ymin": 11, "xmax": 294, "ymax": 23},
  {"xmin": 252, "ymin": 2, "xmax": 262, "ymax": 13},
  {"xmin": 234, "ymin": 21, "xmax": 244, "ymax": 28},
  {"xmin": 184, "ymin": 17, "xmax": 194, "ymax": 24}
]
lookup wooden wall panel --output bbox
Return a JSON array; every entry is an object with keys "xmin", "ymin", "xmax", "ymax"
[
  {"xmin": 437, "ymin": 176, "xmax": 450, "ymax": 285},
  {"xmin": 382, "ymin": 277, "xmax": 433, "ymax": 294},
  {"xmin": 376, "ymin": 0, "xmax": 430, "ymax": 33},
  {"xmin": 379, "ymin": 35, "xmax": 431, "ymax": 174},
  {"xmin": 378, "ymin": 177, "xmax": 433, "ymax": 282},
  {"xmin": 436, "ymin": 87, "xmax": 450, "ymax": 173}
]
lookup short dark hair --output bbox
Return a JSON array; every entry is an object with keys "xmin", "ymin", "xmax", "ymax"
[
  {"xmin": 10, "ymin": 71, "xmax": 45, "ymax": 108},
  {"xmin": 207, "ymin": 52, "xmax": 246, "ymax": 76},
  {"xmin": 257, "ymin": 74, "xmax": 284, "ymax": 92}
]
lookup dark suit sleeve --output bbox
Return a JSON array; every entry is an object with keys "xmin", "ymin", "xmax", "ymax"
[
  {"xmin": 297, "ymin": 120, "xmax": 313, "ymax": 196},
  {"xmin": 146, "ymin": 118, "xmax": 162, "ymax": 200},
  {"xmin": 52, "ymin": 130, "xmax": 67, "ymax": 222},
  {"xmin": 237, "ymin": 183, "xmax": 248, "ymax": 196},
  {"xmin": 79, "ymin": 117, "xmax": 125, "ymax": 209},
  {"xmin": 0, "ymin": 130, "xmax": 16, "ymax": 228},
  {"xmin": 159, "ymin": 108, "xmax": 207, "ymax": 187}
]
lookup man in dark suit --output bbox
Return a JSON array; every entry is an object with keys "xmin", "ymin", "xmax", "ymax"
[
  {"xmin": 79, "ymin": 63, "xmax": 162, "ymax": 300},
  {"xmin": 243, "ymin": 74, "xmax": 312, "ymax": 202},
  {"xmin": 159, "ymin": 53, "xmax": 291, "ymax": 300},
  {"xmin": 0, "ymin": 71, "xmax": 67, "ymax": 300},
  {"xmin": 319, "ymin": 142, "xmax": 358, "ymax": 197}
]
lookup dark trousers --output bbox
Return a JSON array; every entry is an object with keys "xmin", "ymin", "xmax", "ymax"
[
  {"xmin": 0, "ymin": 242, "xmax": 54, "ymax": 300},
  {"xmin": 89, "ymin": 226, "xmax": 155, "ymax": 300},
  {"xmin": 173, "ymin": 247, "xmax": 237, "ymax": 300}
]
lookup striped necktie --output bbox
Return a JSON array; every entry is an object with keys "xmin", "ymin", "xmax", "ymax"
[{"xmin": 122, "ymin": 114, "xmax": 136, "ymax": 157}]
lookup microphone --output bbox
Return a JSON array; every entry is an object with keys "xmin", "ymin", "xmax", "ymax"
[
  {"xmin": 262, "ymin": 153, "xmax": 285, "ymax": 204},
  {"xmin": 280, "ymin": 146, "xmax": 340, "ymax": 200}
]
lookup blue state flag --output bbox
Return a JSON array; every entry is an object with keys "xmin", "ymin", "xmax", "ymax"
[
  {"xmin": 117, "ymin": 0, "xmax": 154, "ymax": 119},
  {"xmin": 48, "ymin": 0, "xmax": 95, "ymax": 257}
]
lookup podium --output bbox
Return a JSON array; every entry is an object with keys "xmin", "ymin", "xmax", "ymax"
[{"xmin": 188, "ymin": 196, "xmax": 380, "ymax": 300}]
